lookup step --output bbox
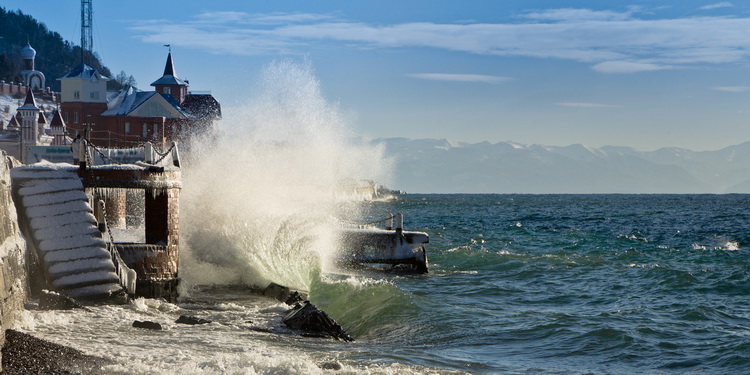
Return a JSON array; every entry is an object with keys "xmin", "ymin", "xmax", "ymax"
[
  {"xmin": 39, "ymin": 234, "xmax": 105, "ymax": 253},
  {"xmin": 17, "ymin": 179, "xmax": 83, "ymax": 196},
  {"xmin": 30, "ymin": 211, "xmax": 97, "ymax": 232},
  {"xmin": 34, "ymin": 223, "xmax": 101, "ymax": 242},
  {"xmin": 51, "ymin": 270, "xmax": 120, "ymax": 289},
  {"xmin": 26, "ymin": 200, "xmax": 92, "ymax": 219},
  {"xmin": 22, "ymin": 190, "xmax": 88, "ymax": 208},
  {"xmin": 48, "ymin": 258, "xmax": 116, "ymax": 279},
  {"xmin": 44, "ymin": 246, "xmax": 111, "ymax": 263}
]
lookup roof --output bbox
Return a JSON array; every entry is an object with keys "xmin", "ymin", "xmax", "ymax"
[
  {"xmin": 150, "ymin": 53, "xmax": 188, "ymax": 87},
  {"xmin": 18, "ymin": 89, "xmax": 38, "ymax": 110},
  {"xmin": 181, "ymin": 94, "xmax": 222, "ymax": 119},
  {"xmin": 50, "ymin": 110, "xmax": 65, "ymax": 128},
  {"xmin": 21, "ymin": 43, "xmax": 36, "ymax": 60},
  {"xmin": 58, "ymin": 63, "xmax": 110, "ymax": 80},
  {"xmin": 101, "ymin": 86, "xmax": 192, "ymax": 119},
  {"xmin": 37, "ymin": 112, "xmax": 47, "ymax": 124}
]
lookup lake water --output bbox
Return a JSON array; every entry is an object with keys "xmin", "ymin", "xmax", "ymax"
[{"xmin": 16, "ymin": 194, "xmax": 750, "ymax": 374}]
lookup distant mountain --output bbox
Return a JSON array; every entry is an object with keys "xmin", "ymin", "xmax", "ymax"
[{"xmin": 373, "ymin": 138, "xmax": 750, "ymax": 193}]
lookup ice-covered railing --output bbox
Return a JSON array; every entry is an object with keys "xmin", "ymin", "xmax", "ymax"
[
  {"xmin": 79, "ymin": 140, "xmax": 180, "ymax": 169},
  {"xmin": 340, "ymin": 213, "xmax": 404, "ymax": 231}
]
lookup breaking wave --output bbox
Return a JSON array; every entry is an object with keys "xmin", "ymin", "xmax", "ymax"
[{"xmin": 179, "ymin": 60, "xmax": 392, "ymax": 292}]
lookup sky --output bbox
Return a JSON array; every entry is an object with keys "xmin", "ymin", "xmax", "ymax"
[{"xmin": 3, "ymin": 0, "xmax": 750, "ymax": 151}]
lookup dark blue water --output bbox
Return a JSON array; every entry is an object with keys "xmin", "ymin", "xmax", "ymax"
[{"xmin": 319, "ymin": 194, "xmax": 750, "ymax": 374}]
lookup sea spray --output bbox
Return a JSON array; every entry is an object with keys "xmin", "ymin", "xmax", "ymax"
[{"xmin": 179, "ymin": 59, "xmax": 392, "ymax": 292}]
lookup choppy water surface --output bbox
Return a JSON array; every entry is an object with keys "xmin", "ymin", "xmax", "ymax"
[{"xmin": 17, "ymin": 194, "xmax": 750, "ymax": 374}]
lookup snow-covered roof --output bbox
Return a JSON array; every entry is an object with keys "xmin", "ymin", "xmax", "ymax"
[
  {"xmin": 58, "ymin": 63, "xmax": 110, "ymax": 81},
  {"xmin": 101, "ymin": 86, "xmax": 192, "ymax": 118},
  {"xmin": 18, "ymin": 89, "xmax": 38, "ymax": 111}
]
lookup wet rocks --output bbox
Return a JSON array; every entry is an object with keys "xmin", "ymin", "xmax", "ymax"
[
  {"xmin": 132, "ymin": 320, "xmax": 163, "ymax": 330},
  {"xmin": 283, "ymin": 301, "xmax": 353, "ymax": 342},
  {"xmin": 38, "ymin": 290, "xmax": 84, "ymax": 310},
  {"xmin": 263, "ymin": 282, "xmax": 307, "ymax": 305},
  {"xmin": 175, "ymin": 315, "xmax": 211, "ymax": 325},
  {"xmin": 1, "ymin": 329, "xmax": 109, "ymax": 374},
  {"xmin": 319, "ymin": 361, "xmax": 343, "ymax": 370}
]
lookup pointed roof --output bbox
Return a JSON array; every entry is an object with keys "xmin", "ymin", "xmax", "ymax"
[
  {"xmin": 18, "ymin": 89, "xmax": 38, "ymax": 110},
  {"xmin": 8, "ymin": 113, "xmax": 21, "ymax": 128},
  {"xmin": 164, "ymin": 52, "xmax": 175, "ymax": 76},
  {"xmin": 37, "ymin": 111, "xmax": 47, "ymax": 124},
  {"xmin": 150, "ymin": 52, "xmax": 188, "ymax": 87},
  {"xmin": 50, "ymin": 110, "xmax": 66, "ymax": 128}
]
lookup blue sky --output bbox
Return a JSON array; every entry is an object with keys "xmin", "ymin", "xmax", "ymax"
[{"xmin": 4, "ymin": 0, "xmax": 750, "ymax": 151}]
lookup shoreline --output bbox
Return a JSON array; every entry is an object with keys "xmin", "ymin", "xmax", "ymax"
[{"xmin": 2, "ymin": 329, "xmax": 109, "ymax": 375}]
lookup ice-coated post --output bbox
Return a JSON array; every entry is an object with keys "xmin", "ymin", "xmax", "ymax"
[
  {"xmin": 95, "ymin": 199, "xmax": 106, "ymax": 232},
  {"xmin": 395, "ymin": 213, "xmax": 403, "ymax": 234},
  {"xmin": 145, "ymin": 142, "xmax": 154, "ymax": 164},
  {"xmin": 385, "ymin": 213, "xmax": 393, "ymax": 230},
  {"xmin": 79, "ymin": 139, "xmax": 87, "ymax": 170}
]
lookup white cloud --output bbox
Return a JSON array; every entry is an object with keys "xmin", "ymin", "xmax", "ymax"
[
  {"xmin": 592, "ymin": 61, "xmax": 672, "ymax": 73},
  {"xmin": 555, "ymin": 102, "xmax": 618, "ymax": 108},
  {"xmin": 522, "ymin": 8, "xmax": 635, "ymax": 22},
  {"xmin": 130, "ymin": 9, "xmax": 750, "ymax": 72},
  {"xmin": 700, "ymin": 2, "xmax": 733, "ymax": 10},
  {"xmin": 406, "ymin": 73, "xmax": 511, "ymax": 84},
  {"xmin": 713, "ymin": 86, "xmax": 750, "ymax": 92}
]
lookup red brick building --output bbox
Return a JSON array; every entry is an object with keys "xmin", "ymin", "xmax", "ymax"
[{"xmin": 59, "ymin": 53, "xmax": 221, "ymax": 148}]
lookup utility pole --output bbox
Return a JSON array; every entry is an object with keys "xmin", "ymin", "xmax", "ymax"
[{"xmin": 81, "ymin": 0, "xmax": 93, "ymax": 64}]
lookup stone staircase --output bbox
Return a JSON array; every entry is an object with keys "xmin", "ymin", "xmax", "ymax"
[{"xmin": 11, "ymin": 164, "xmax": 128, "ymax": 301}]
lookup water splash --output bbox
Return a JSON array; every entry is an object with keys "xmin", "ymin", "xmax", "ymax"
[{"xmin": 179, "ymin": 60, "xmax": 391, "ymax": 292}]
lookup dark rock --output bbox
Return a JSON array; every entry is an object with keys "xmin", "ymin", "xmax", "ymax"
[
  {"xmin": 319, "ymin": 361, "xmax": 343, "ymax": 370},
  {"xmin": 263, "ymin": 282, "xmax": 308, "ymax": 305},
  {"xmin": 282, "ymin": 301, "xmax": 353, "ymax": 342},
  {"xmin": 175, "ymin": 315, "xmax": 212, "ymax": 325},
  {"xmin": 132, "ymin": 320, "xmax": 163, "ymax": 330},
  {"xmin": 38, "ymin": 290, "xmax": 84, "ymax": 310},
  {"xmin": 285, "ymin": 290, "xmax": 305, "ymax": 305},
  {"xmin": 263, "ymin": 282, "xmax": 291, "ymax": 302}
]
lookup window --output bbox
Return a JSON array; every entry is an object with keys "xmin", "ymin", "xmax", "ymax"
[
  {"xmin": 163, "ymin": 87, "xmax": 171, "ymax": 95},
  {"xmin": 73, "ymin": 112, "xmax": 79, "ymax": 124},
  {"xmin": 73, "ymin": 91, "xmax": 80, "ymax": 99},
  {"xmin": 124, "ymin": 122, "xmax": 131, "ymax": 134},
  {"xmin": 64, "ymin": 112, "xmax": 69, "ymax": 123},
  {"xmin": 90, "ymin": 91, "xmax": 99, "ymax": 100},
  {"xmin": 153, "ymin": 124, "xmax": 159, "ymax": 138},
  {"xmin": 142, "ymin": 123, "xmax": 147, "ymax": 138}
]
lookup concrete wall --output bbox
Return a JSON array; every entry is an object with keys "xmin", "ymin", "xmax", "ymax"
[{"xmin": 0, "ymin": 151, "xmax": 28, "ymax": 371}]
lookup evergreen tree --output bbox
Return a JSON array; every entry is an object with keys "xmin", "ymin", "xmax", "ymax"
[{"xmin": 0, "ymin": 6, "xmax": 132, "ymax": 92}]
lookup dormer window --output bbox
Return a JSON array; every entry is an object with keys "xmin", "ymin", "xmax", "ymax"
[{"xmin": 91, "ymin": 75, "xmax": 98, "ymax": 83}]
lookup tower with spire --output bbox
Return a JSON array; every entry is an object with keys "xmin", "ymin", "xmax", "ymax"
[
  {"xmin": 151, "ymin": 52, "xmax": 189, "ymax": 104},
  {"xmin": 18, "ymin": 89, "xmax": 40, "ymax": 163}
]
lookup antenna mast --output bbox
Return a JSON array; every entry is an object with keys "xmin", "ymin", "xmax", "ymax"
[{"xmin": 81, "ymin": 0, "xmax": 93, "ymax": 63}]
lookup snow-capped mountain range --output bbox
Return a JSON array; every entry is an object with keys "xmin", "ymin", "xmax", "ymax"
[{"xmin": 375, "ymin": 138, "xmax": 750, "ymax": 193}]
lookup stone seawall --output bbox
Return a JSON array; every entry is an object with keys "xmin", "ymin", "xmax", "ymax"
[{"xmin": 0, "ymin": 151, "xmax": 28, "ymax": 371}]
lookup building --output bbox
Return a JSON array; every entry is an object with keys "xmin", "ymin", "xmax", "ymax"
[
  {"xmin": 60, "ymin": 52, "xmax": 221, "ymax": 148},
  {"xmin": 20, "ymin": 43, "xmax": 46, "ymax": 91}
]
